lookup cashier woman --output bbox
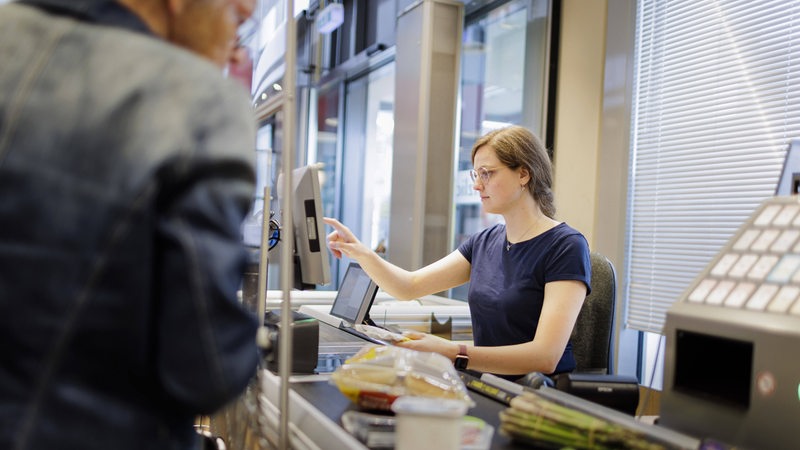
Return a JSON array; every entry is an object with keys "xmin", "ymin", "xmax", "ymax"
[{"xmin": 325, "ymin": 125, "xmax": 591, "ymax": 380}]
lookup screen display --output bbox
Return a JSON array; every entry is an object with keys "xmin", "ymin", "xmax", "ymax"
[
  {"xmin": 329, "ymin": 263, "xmax": 378, "ymax": 325},
  {"xmin": 673, "ymin": 329, "xmax": 753, "ymax": 409},
  {"xmin": 776, "ymin": 139, "xmax": 800, "ymax": 196}
]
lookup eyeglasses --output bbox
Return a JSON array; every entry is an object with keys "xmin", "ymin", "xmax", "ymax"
[{"xmin": 469, "ymin": 167, "xmax": 499, "ymax": 185}]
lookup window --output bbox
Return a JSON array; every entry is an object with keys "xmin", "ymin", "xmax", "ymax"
[
  {"xmin": 310, "ymin": 62, "xmax": 396, "ymax": 286},
  {"xmin": 628, "ymin": 1, "xmax": 800, "ymax": 336},
  {"xmin": 337, "ymin": 63, "xmax": 396, "ymax": 280},
  {"xmin": 452, "ymin": 0, "xmax": 553, "ymax": 300},
  {"xmin": 349, "ymin": 64, "xmax": 395, "ymax": 256}
]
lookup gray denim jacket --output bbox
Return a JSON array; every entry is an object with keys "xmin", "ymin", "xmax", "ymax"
[{"xmin": 0, "ymin": 3, "xmax": 259, "ymax": 449}]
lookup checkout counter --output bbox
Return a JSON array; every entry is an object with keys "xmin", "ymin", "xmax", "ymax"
[{"xmin": 210, "ymin": 290, "xmax": 698, "ymax": 450}]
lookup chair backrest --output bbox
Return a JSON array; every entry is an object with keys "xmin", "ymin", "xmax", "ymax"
[{"xmin": 570, "ymin": 252, "xmax": 617, "ymax": 374}]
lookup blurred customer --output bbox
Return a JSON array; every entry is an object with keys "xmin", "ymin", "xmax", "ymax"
[{"xmin": 0, "ymin": 0, "xmax": 259, "ymax": 448}]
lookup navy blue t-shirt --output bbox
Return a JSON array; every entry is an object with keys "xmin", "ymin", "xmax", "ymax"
[{"xmin": 458, "ymin": 222, "xmax": 591, "ymax": 376}]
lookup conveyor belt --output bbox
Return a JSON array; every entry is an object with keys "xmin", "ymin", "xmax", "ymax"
[
  {"xmin": 289, "ymin": 376, "xmax": 527, "ymax": 450},
  {"xmin": 289, "ymin": 323, "xmax": 525, "ymax": 449}
]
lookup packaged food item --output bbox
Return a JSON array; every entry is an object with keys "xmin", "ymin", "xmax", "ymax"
[
  {"xmin": 340, "ymin": 411, "xmax": 494, "ymax": 450},
  {"xmin": 330, "ymin": 345, "xmax": 474, "ymax": 411},
  {"xmin": 392, "ymin": 396, "xmax": 467, "ymax": 450}
]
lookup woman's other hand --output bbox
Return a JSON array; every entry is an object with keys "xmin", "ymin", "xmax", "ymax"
[{"xmin": 395, "ymin": 331, "xmax": 460, "ymax": 362}]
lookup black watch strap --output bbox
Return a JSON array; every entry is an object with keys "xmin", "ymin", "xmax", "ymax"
[{"xmin": 454, "ymin": 344, "xmax": 469, "ymax": 370}]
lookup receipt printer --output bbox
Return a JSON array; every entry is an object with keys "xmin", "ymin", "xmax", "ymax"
[
  {"xmin": 553, "ymin": 373, "xmax": 640, "ymax": 415},
  {"xmin": 263, "ymin": 310, "xmax": 320, "ymax": 374}
]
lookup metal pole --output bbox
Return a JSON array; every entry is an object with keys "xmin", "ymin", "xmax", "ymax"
[
  {"xmin": 279, "ymin": 0, "xmax": 297, "ymax": 448},
  {"xmin": 254, "ymin": 186, "xmax": 272, "ymax": 449},
  {"xmin": 257, "ymin": 186, "xmax": 270, "ymax": 336}
]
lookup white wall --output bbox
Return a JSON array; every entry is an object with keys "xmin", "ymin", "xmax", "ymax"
[
  {"xmin": 553, "ymin": 0, "xmax": 641, "ymax": 376},
  {"xmin": 552, "ymin": 0, "xmax": 608, "ymax": 250}
]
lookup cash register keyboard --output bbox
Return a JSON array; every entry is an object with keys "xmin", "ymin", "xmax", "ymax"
[{"xmin": 685, "ymin": 196, "xmax": 800, "ymax": 316}]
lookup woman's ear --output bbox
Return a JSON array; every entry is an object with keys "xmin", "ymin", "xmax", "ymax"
[{"xmin": 519, "ymin": 167, "xmax": 531, "ymax": 186}]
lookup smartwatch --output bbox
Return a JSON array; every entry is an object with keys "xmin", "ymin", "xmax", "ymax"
[{"xmin": 454, "ymin": 344, "xmax": 469, "ymax": 370}]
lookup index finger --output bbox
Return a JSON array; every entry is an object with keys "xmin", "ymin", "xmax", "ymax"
[
  {"xmin": 323, "ymin": 217, "xmax": 341, "ymax": 229},
  {"xmin": 323, "ymin": 217, "xmax": 349, "ymax": 236}
]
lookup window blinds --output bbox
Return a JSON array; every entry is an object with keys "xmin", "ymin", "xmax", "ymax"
[{"xmin": 627, "ymin": 0, "xmax": 800, "ymax": 334}]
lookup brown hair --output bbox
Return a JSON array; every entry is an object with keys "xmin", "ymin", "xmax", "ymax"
[{"xmin": 470, "ymin": 126, "xmax": 555, "ymax": 218}]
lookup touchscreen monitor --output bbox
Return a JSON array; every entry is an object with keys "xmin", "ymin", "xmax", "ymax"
[{"xmin": 329, "ymin": 263, "xmax": 379, "ymax": 326}]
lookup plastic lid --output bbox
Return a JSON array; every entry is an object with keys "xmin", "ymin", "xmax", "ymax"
[{"xmin": 391, "ymin": 396, "xmax": 469, "ymax": 418}]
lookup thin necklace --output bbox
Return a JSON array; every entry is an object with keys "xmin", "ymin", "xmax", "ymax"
[{"xmin": 506, "ymin": 220, "xmax": 538, "ymax": 251}]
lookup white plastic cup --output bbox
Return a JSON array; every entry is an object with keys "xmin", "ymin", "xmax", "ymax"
[{"xmin": 391, "ymin": 396, "xmax": 468, "ymax": 450}]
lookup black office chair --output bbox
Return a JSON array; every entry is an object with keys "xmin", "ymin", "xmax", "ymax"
[
  {"xmin": 557, "ymin": 253, "xmax": 639, "ymax": 414},
  {"xmin": 570, "ymin": 252, "xmax": 617, "ymax": 375},
  {"xmin": 517, "ymin": 253, "xmax": 639, "ymax": 414}
]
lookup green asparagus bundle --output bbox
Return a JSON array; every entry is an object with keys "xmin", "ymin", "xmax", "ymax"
[{"xmin": 499, "ymin": 392, "xmax": 665, "ymax": 450}]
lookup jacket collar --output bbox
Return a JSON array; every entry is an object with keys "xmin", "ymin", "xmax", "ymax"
[{"xmin": 16, "ymin": 0, "xmax": 153, "ymax": 36}]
